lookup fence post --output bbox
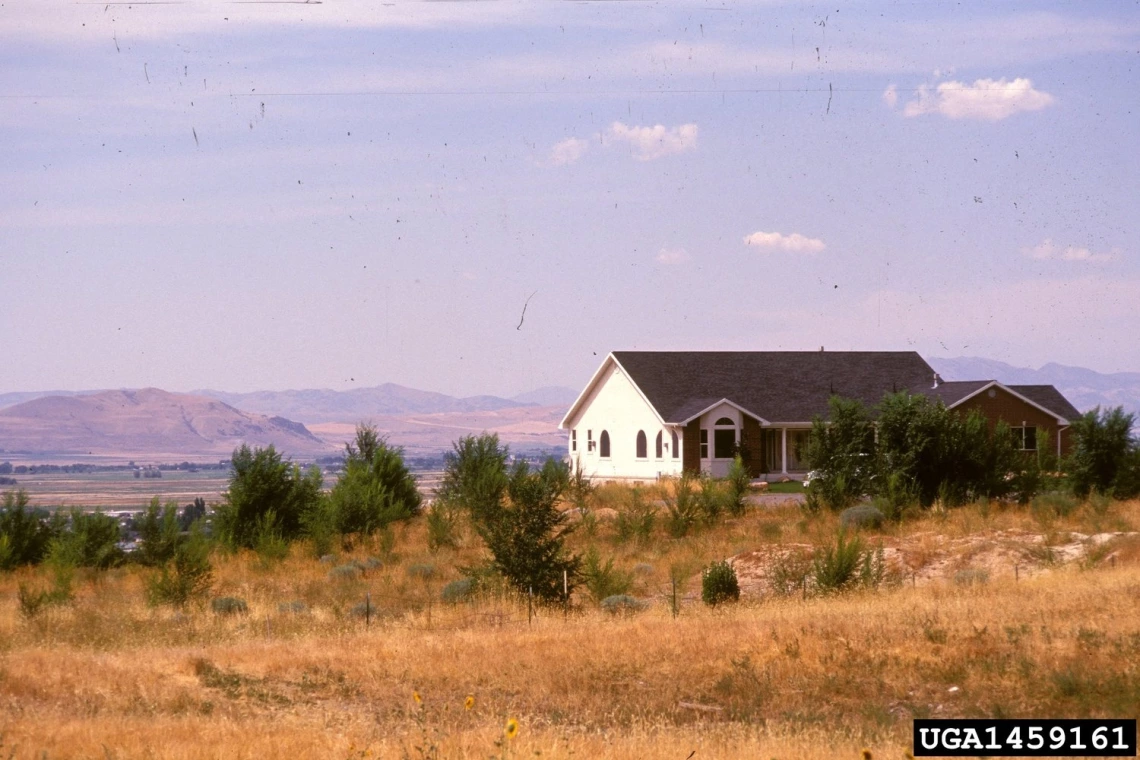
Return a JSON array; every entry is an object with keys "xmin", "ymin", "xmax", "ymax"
[
  {"xmin": 528, "ymin": 586, "xmax": 533, "ymax": 627},
  {"xmin": 1015, "ymin": 564, "xmax": 1019, "ymax": 581},
  {"xmin": 365, "ymin": 592, "xmax": 371, "ymax": 628},
  {"xmin": 671, "ymin": 577, "xmax": 678, "ymax": 619}
]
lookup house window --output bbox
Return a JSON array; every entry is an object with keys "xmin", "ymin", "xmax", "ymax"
[
  {"xmin": 762, "ymin": 429, "xmax": 782, "ymax": 472},
  {"xmin": 587, "ymin": 429, "xmax": 594, "ymax": 453},
  {"xmin": 713, "ymin": 417, "xmax": 736, "ymax": 459},
  {"xmin": 787, "ymin": 430, "xmax": 811, "ymax": 470},
  {"xmin": 599, "ymin": 430, "xmax": 610, "ymax": 458},
  {"xmin": 672, "ymin": 431, "xmax": 679, "ymax": 459},
  {"xmin": 655, "ymin": 431, "xmax": 663, "ymax": 459},
  {"xmin": 571, "ymin": 430, "xmax": 577, "ymax": 452},
  {"xmin": 699, "ymin": 429, "xmax": 709, "ymax": 459},
  {"xmin": 636, "ymin": 430, "xmax": 647, "ymax": 459},
  {"xmin": 1012, "ymin": 426, "xmax": 1038, "ymax": 451}
]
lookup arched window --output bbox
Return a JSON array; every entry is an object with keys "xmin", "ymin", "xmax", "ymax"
[
  {"xmin": 671, "ymin": 431, "xmax": 679, "ymax": 459},
  {"xmin": 715, "ymin": 417, "xmax": 734, "ymax": 426},
  {"xmin": 655, "ymin": 431, "xmax": 663, "ymax": 458},
  {"xmin": 599, "ymin": 430, "xmax": 610, "ymax": 458},
  {"xmin": 636, "ymin": 430, "xmax": 647, "ymax": 459},
  {"xmin": 714, "ymin": 416, "xmax": 736, "ymax": 459}
]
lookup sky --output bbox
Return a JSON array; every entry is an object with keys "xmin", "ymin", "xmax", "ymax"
[{"xmin": 1, "ymin": 1, "xmax": 1137, "ymax": 397}]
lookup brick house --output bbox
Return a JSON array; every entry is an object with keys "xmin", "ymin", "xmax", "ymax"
[{"xmin": 559, "ymin": 351, "xmax": 1081, "ymax": 481}]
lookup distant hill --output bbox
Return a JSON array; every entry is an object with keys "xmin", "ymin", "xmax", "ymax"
[
  {"xmin": 194, "ymin": 383, "xmax": 532, "ymax": 424},
  {"xmin": 0, "ymin": 388, "xmax": 333, "ymax": 458},
  {"xmin": 511, "ymin": 386, "xmax": 579, "ymax": 407},
  {"xmin": 929, "ymin": 357, "xmax": 1140, "ymax": 420}
]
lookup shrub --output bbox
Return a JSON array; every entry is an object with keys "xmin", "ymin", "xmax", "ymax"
[
  {"xmin": 811, "ymin": 530, "xmax": 866, "ymax": 593},
  {"xmin": 0, "ymin": 490, "xmax": 65, "ymax": 570},
  {"xmin": 1032, "ymin": 492, "xmax": 1079, "ymax": 519},
  {"xmin": 146, "ymin": 522, "xmax": 213, "ymax": 608},
  {"xmin": 329, "ymin": 564, "xmax": 361, "ymax": 581},
  {"xmin": 406, "ymin": 563, "xmax": 435, "ymax": 580},
  {"xmin": 1068, "ymin": 406, "xmax": 1136, "ymax": 498},
  {"xmin": 581, "ymin": 545, "xmax": 633, "ymax": 603},
  {"xmin": 214, "ymin": 444, "xmax": 323, "ymax": 550},
  {"xmin": 136, "ymin": 497, "xmax": 182, "ymax": 567},
  {"xmin": 211, "ymin": 596, "xmax": 248, "ymax": 616},
  {"xmin": 16, "ymin": 546, "xmax": 74, "ymax": 618},
  {"xmin": 726, "ymin": 455, "xmax": 751, "ymax": 517},
  {"xmin": 804, "ymin": 397, "xmax": 876, "ymax": 510},
  {"xmin": 697, "ymin": 475, "xmax": 726, "ymax": 523},
  {"xmin": 840, "ymin": 504, "xmax": 884, "ymax": 531},
  {"xmin": 328, "ymin": 424, "xmax": 421, "ymax": 537},
  {"xmin": 476, "ymin": 459, "xmax": 580, "ymax": 603},
  {"xmin": 768, "ymin": 549, "xmax": 812, "ymax": 597},
  {"xmin": 426, "ymin": 501, "xmax": 460, "ymax": 552},
  {"xmin": 441, "ymin": 578, "xmax": 475, "ymax": 604},
  {"xmin": 252, "ymin": 511, "xmax": 290, "ymax": 568},
  {"xmin": 615, "ymin": 488, "xmax": 655, "ymax": 544},
  {"xmin": 600, "ymin": 594, "xmax": 647, "ymax": 615},
  {"xmin": 436, "ymin": 433, "xmax": 509, "ymax": 525},
  {"xmin": 664, "ymin": 474, "xmax": 700, "ymax": 538},
  {"xmin": 701, "ymin": 560, "xmax": 740, "ymax": 606},
  {"xmin": 53, "ymin": 510, "xmax": 123, "ymax": 569}
]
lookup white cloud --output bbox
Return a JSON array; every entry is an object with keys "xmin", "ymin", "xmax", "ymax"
[
  {"xmin": 882, "ymin": 84, "xmax": 898, "ymax": 109},
  {"xmin": 1025, "ymin": 239, "xmax": 1113, "ymax": 262},
  {"xmin": 549, "ymin": 137, "xmax": 588, "ymax": 167},
  {"xmin": 655, "ymin": 247, "xmax": 689, "ymax": 264},
  {"xmin": 743, "ymin": 231, "xmax": 825, "ymax": 253},
  {"xmin": 902, "ymin": 77, "xmax": 1054, "ymax": 120},
  {"xmin": 606, "ymin": 122, "xmax": 698, "ymax": 161}
]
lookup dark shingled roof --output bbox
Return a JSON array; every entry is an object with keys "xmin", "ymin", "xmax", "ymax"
[
  {"xmin": 914, "ymin": 380, "xmax": 990, "ymax": 406},
  {"xmin": 611, "ymin": 351, "xmax": 936, "ymax": 423},
  {"xmin": 1008, "ymin": 385, "xmax": 1082, "ymax": 421}
]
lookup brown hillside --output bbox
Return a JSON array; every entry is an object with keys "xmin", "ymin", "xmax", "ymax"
[{"xmin": 0, "ymin": 388, "xmax": 335, "ymax": 459}]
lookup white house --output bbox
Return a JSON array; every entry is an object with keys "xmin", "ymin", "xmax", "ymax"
[{"xmin": 558, "ymin": 351, "xmax": 1081, "ymax": 482}]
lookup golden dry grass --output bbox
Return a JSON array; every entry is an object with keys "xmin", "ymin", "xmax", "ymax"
[{"xmin": 2, "ymin": 494, "xmax": 1139, "ymax": 758}]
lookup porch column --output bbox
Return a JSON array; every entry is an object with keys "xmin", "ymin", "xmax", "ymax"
[{"xmin": 780, "ymin": 427, "xmax": 788, "ymax": 474}]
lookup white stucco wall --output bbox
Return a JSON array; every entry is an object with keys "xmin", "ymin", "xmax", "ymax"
[{"xmin": 564, "ymin": 360, "xmax": 684, "ymax": 481}]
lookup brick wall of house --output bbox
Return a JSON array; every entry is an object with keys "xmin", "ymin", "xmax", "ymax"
[
  {"xmin": 683, "ymin": 419, "xmax": 701, "ymax": 475},
  {"xmin": 953, "ymin": 385, "xmax": 1071, "ymax": 457},
  {"xmin": 742, "ymin": 416, "xmax": 763, "ymax": 478}
]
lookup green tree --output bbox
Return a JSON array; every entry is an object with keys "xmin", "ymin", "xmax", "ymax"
[
  {"xmin": 136, "ymin": 497, "xmax": 182, "ymax": 567},
  {"xmin": 146, "ymin": 520, "xmax": 213, "ymax": 608},
  {"xmin": 328, "ymin": 424, "xmax": 421, "ymax": 536},
  {"xmin": 1068, "ymin": 406, "xmax": 1136, "ymax": 497},
  {"xmin": 804, "ymin": 396, "xmax": 877, "ymax": 510},
  {"xmin": 0, "ymin": 490, "xmax": 66, "ymax": 570},
  {"xmin": 436, "ymin": 434, "xmax": 510, "ymax": 525},
  {"xmin": 53, "ymin": 510, "xmax": 123, "ymax": 569},
  {"xmin": 214, "ymin": 444, "xmax": 323, "ymax": 549},
  {"xmin": 475, "ymin": 458, "xmax": 580, "ymax": 604}
]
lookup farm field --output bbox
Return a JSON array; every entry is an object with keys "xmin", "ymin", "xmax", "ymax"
[
  {"xmin": 2, "ymin": 489, "xmax": 1139, "ymax": 758},
  {"xmin": 4, "ymin": 469, "xmax": 447, "ymax": 511}
]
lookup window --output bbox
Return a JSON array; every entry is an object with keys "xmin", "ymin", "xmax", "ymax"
[
  {"xmin": 787, "ymin": 430, "xmax": 811, "ymax": 470},
  {"xmin": 636, "ymin": 430, "xmax": 647, "ymax": 458},
  {"xmin": 599, "ymin": 430, "xmax": 610, "ymax": 458},
  {"xmin": 763, "ymin": 429, "xmax": 781, "ymax": 472},
  {"xmin": 587, "ymin": 429, "xmax": 594, "ymax": 453},
  {"xmin": 571, "ymin": 430, "xmax": 577, "ymax": 452},
  {"xmin": 699, "ymin": 429, "xmax": 708, "ymax": 459},
  {"xmin": 672, "ymin": 431, "xmax": 679, "ymax": 459},
  {"xmin": 714, "ymin": 429, "xmax": 736, "ymax": 459},
  {"xmin": 713, "ymin": 416, "xmax": 736, "ymax": 459},
  {"xmin": 655, "ymin": 431, "xmax": 663, "ymax": 459},
  {"xmin": 1011, "ymin": 426, "xmax": 1038, "ymax": 451}
]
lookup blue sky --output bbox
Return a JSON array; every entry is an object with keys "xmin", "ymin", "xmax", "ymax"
[{"xmin": 1, "ymin": 1, "xmax": 1137, "ymax": 396}]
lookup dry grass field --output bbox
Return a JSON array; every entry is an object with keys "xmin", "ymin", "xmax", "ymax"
[{"xmin": 2, "ymin": 489, "xmax": 1139, "ymax": 759}]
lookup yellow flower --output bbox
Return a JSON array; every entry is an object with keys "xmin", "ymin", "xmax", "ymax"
[
  {"xmin": 504, "ymin": 717, "xmax": 519, "ymax": 740},
  {"xmin": 464, "ymin": 695, "xmax": 475, "ymax": 711},
  {"xmin": 412, "ymin": 690, "xmax": 423, "ymax": 705}
]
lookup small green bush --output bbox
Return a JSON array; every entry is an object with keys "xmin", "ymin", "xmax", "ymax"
[
  {"xmin": 329, "ymin": 564, "xmax": 361, "ymax": 581},
  {"xmin": 146, "ymin": 523, "xmax": 213, "ymax": 608},
  {"xmin": 726, "ymin": 456, "xmax": 750, "ymax": 517},
  {"xmin": 840, "ymin": 504, "xmax": 884, "ymax": 531},
  {"xmin": 701, "ymin": 560, "xmax": 740, "ymax": 606},
  {"xmin": 1032, "ymin": 492, "xmax": 1079, "ymax": 519},
  {"xmin": 211, "ymin": 596, "xmax": 248, "ymax": 616},
  {"xmin": 441, "ymin": 578, "xmax": 475, "ymax": 604},
  {"xmin": 812, "ymin": 531, "xmax": 873, "ymax": 593},
  {"xmin": 406, "ymin": 563, "xmax": 436, "ymax": 580},
  {"xmin": 426, "ymin": 501, "xmax": 460, "ymax": 551},
  {"xmin": 600, "ymin": 594, "xmax": 647, "ymax": 615},
  {"xmin": 665, "ymin": 474, "xmax": 700, "ymax": 538},
  {"xmin": 581, "ymin": 545, "xmax": 633, "ymax": 603},
  {"xmin": 614, "ymin": 488, "xmax": 655, "ymax": 544}
]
